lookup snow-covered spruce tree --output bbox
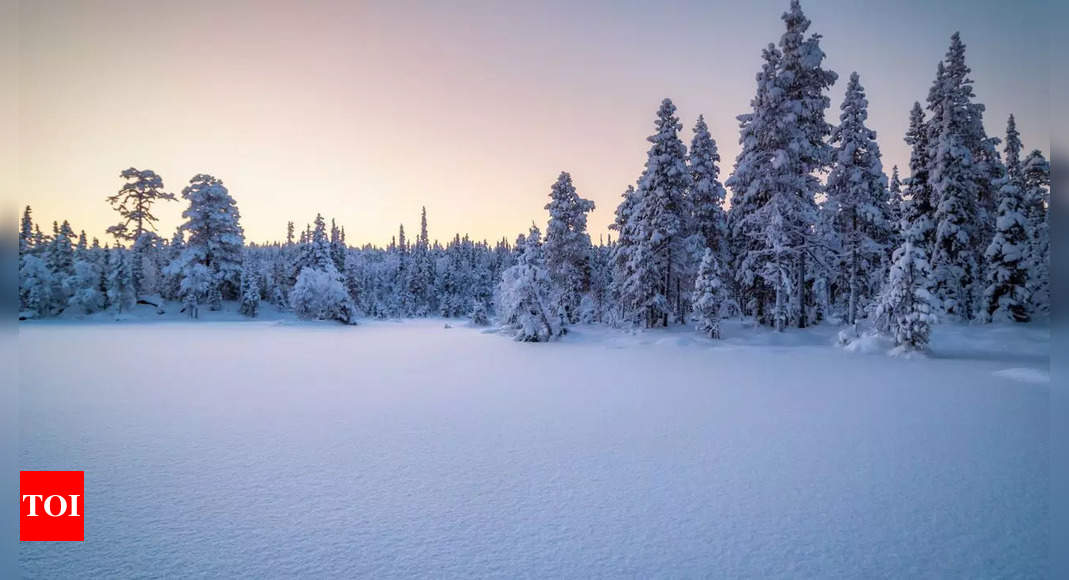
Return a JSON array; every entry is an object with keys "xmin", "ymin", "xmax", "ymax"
[
  {"xmin": 688, "ymin": 115, "xmax": 728, "ymax": 258},
  {"xmin": 471, "ymin": 246, "xmax": 496, "ymax": 322},
  {"xmin": 625, "ymin": 98, "xmax": 692, "ymax": 327},
  {"xmin": 692, "ymin": 248, "xmax": 727, "ymax": 339},
  {"xmin": 903, "ymin": 102, "xmax": 935, "ymax": 250},
  {"xmin": 609, "ymin": 184, "xmax": 640, "ymax": 326},
  {"xmin": 329, "ymin": 219, "xmax": 346, "ymax": 272},
  {"xmin": 581, "ymin": 243, "xmax": 612, "ymax": 323},
  {"xmin": 106, "ymin": 250, "xmax": 136, "ymax": 314},
  {"xmin": 687, "ymin": 115, "xmax": 732, "ymax": 314},
  {"xmin": 46, "ymin": 220, "xmax": 76, "ymax": 310},
  {"xmin": 160, "ymin": 229, "xmax": 185, "ymax": 301},
  {"xmin": 496, "ymin": 224, "xmax": 558, "ymax": 342},
  {"xmin": 19, "ymin": 206, "xmax": 34, "ymax": 256},
  {"xmin": 171, "ymin": 174, "xmax": 245, "ymax": 307},
  {"xmin": 1020, "ymin": 150, "xmax": 1049, "ymax": 314},
  {"xmin": 106, "ymin": 168, "xmax": 175, "ymax": 244},
  {"xmin": 543, "ymin": 171, "xmax": 596, "ymax": 325},
  {"xmin": 825, "ymin": 72, "xmax": 891, "ymax": 327},
  {"xmin": 731, "ymin": 1, "xmax": 837, "ymax": 331},
  {"xmin": 871, "ymin": 232, "xmax": 938, "ymax": 354},
  {"xmin": 291, "ymin": 213, "xmax": 357, "ymax": 324},
  {"xmin": 982, "ymin": 171, "xmax": 1031, "ymax": 322},
  {"xmin": 1003, "ymin": 114, "xmax": 1023, "ymax": 181},
  {"xmin": 437, "ymin": 236, "xmax": 466, "ymax": 317},
  {"xmin": 239, "ymin": 260, "xmax": 261, "ymax": 318},
  {"xmin": 130, "ymin": 231, "xmax": 163, "ymax": 298},
  {"xmin": 888, "ymin": 166, "xmax": 905, "ymax": 244},
  {"xmin": 726, "ymin": 43, "xmax": 781, "ymax": 324},
  {"xmin": 927, "ymin": 34, "xmax": 986, "ymax": 320},
  {"xmin": 409, "ymin": 207, "xmax": 436, "ymax": 315}
]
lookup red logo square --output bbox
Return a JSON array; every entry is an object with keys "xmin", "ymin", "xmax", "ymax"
[{"xmin": 20, "ymin": 471, "xmax": 84, "ymax": 541}]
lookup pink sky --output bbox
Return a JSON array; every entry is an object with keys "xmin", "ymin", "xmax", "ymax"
[{"xmin": 16, "ymin": 0, "xmax": 1050, "ymax": 245}]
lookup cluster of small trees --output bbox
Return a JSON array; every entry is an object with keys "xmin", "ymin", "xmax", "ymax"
[
  {"xmin": 18, "ymin": 170, "xmax": 245, "ymax": 320},
  {"xmin": 17, "ymin": 171, "xmax": 515, "ymax": 327},
  {"xmin": 17, "ymin": 1, "xmax": 1050, "ymax": 353}
]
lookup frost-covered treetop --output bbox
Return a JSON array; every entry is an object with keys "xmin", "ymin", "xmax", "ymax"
[{"xmin": 1003, "ymin": 114, "xmax": 1022, "ymax": 180}]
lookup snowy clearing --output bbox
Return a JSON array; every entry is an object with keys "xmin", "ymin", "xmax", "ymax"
[{"xmin": 19, "ymin": 319, "xmax": 1048, "ymax": 577}]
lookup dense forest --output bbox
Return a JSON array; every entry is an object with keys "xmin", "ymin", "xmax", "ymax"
[{"xmin": 17, "ymin": 1, "xmax": 1049, "ymax": 353}]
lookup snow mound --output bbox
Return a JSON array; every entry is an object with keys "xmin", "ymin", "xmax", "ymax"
[
  {"xmin": 993, "ymin": 367, "xmax": 1049, "ymax": 384},
  {"xmin": 840, "ymin": 331, "xmax": 893, "ymax": 355}
]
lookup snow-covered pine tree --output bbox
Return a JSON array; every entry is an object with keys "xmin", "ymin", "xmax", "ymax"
[
  {"xmin": 1003, "ymin": 114, "xmax": 1023, "ymax": 181},
  {"xmin": 106, "ymin": 168, "xmax": 175, "ymax": 244},
  {"xmin": 904, "ymin": 102, "xmax": 935, "ymax": 250},
  {"xmin": 688, "ymin": 115, "xmax": 728, "ymax": 256},
  {"xmin": 609, "ymin": 184, "xmax": 639, "ymax": 325},
  {"xmin": 1020, "ymin": 150, "xmax": 1049, "ymax": 314},
  {"xmin": 692, "ymin": 248, "xmax": 727, "ymax": 339},
  {"xmin": 47, "ymin": 220, "xmax": 75, "ymax": 278},
  {"xmin": 330, "ymin": 219, "xmax": 346, "ymax": 272},
  {"xmin": 982, "ymin": 169, "xmax": 1031, "ymax": 322},
  {"xmin": 20, "ymin": 206, "xmax": 34, "ymax": 256},
  {"xmin": 130, "ymin": 231, "xmax": 162, "ymax": 298},
  {"xmin": 627, "ymin": 98, "xmax": 692, "ymax": 327},
  {"xmin": 47, "ymin": 220, "xmax": 76, "ymax": 310},
  {"xmin": 927, "ymin": 33, "xmax": 984, "ymax": 320},
  {"xmin": 726, "ymin": 43, "xmax": 781, "ymax": 324},
  {"xmin": 871, "ymin": 233, "xmax": 938, "ymax": 354},
  {"xmin": 160, "ymin": 229, "xmax": 185, "ymax": 301},
  {"xmin": 581, "ymin": 242, "xmax": 612, "ymax": 323},
  {"xmin": 731, "ymin": 1, "xmax": 837, "ymax": 331},
  {"xmin": 239, "ymin": 259, "xmax": 261, "ymax": 318},
  {"xmin": 291, "ymin": 213, "xmax": 357, "ymax": 324},
  {"xmin": 825, "ymin": 72, "xmax": 891, "ymax": 326},
  {"xmin": 409, "ymin": 207, "xmax": 436, "ymax": 315},
  {"xmin": 107, "ymin": 250, "xmax": 136, "ymax": 314},
  {"xmin": 888, "ymin": 166, "xmax": 905, "ymax": 243},
  {"xmin": 32, "ymin": 224, "xmax": 47, "ymax": 251},
  {"xmin": 173, "ymin": 174, "xmax": 245, "ymax": 304},
  {"xmin": 543, "ymin": 171, "xmax": 596, "ymax": 325},
  {"xmin": 496, "ymin": 224, "xmax": 558, "ymax": 341}
]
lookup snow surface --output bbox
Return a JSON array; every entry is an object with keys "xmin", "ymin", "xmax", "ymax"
[{"xmin": 19, "ymin": 318, "xmax": 1048, "ymax": 577}]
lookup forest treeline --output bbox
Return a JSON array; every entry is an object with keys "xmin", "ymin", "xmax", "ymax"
[{"xmin": 18, "ymin": 1, "xmax": 1049, "ymax": 353}]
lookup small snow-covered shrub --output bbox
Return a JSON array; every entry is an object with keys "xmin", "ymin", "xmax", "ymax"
[
  {"xmin": 291, "ymin": 266, "xmax": 357, "ymax": 324},
  {"xmin": 871, "ymin": 238, "xmax": 937, "ymax": 353},
  {"xmin": 691, "ymin": 249, "xmax": 726, "ymax": 339}
]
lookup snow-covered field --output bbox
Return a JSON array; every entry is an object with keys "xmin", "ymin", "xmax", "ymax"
[{"xmin": 19, "ymin": 318, "xmax": 1049, "ymax": 577}]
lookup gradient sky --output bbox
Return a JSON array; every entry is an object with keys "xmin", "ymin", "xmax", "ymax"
[{"xmin": 17, "ymin": 0, "xmax": 1051, "ymax": 246}]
